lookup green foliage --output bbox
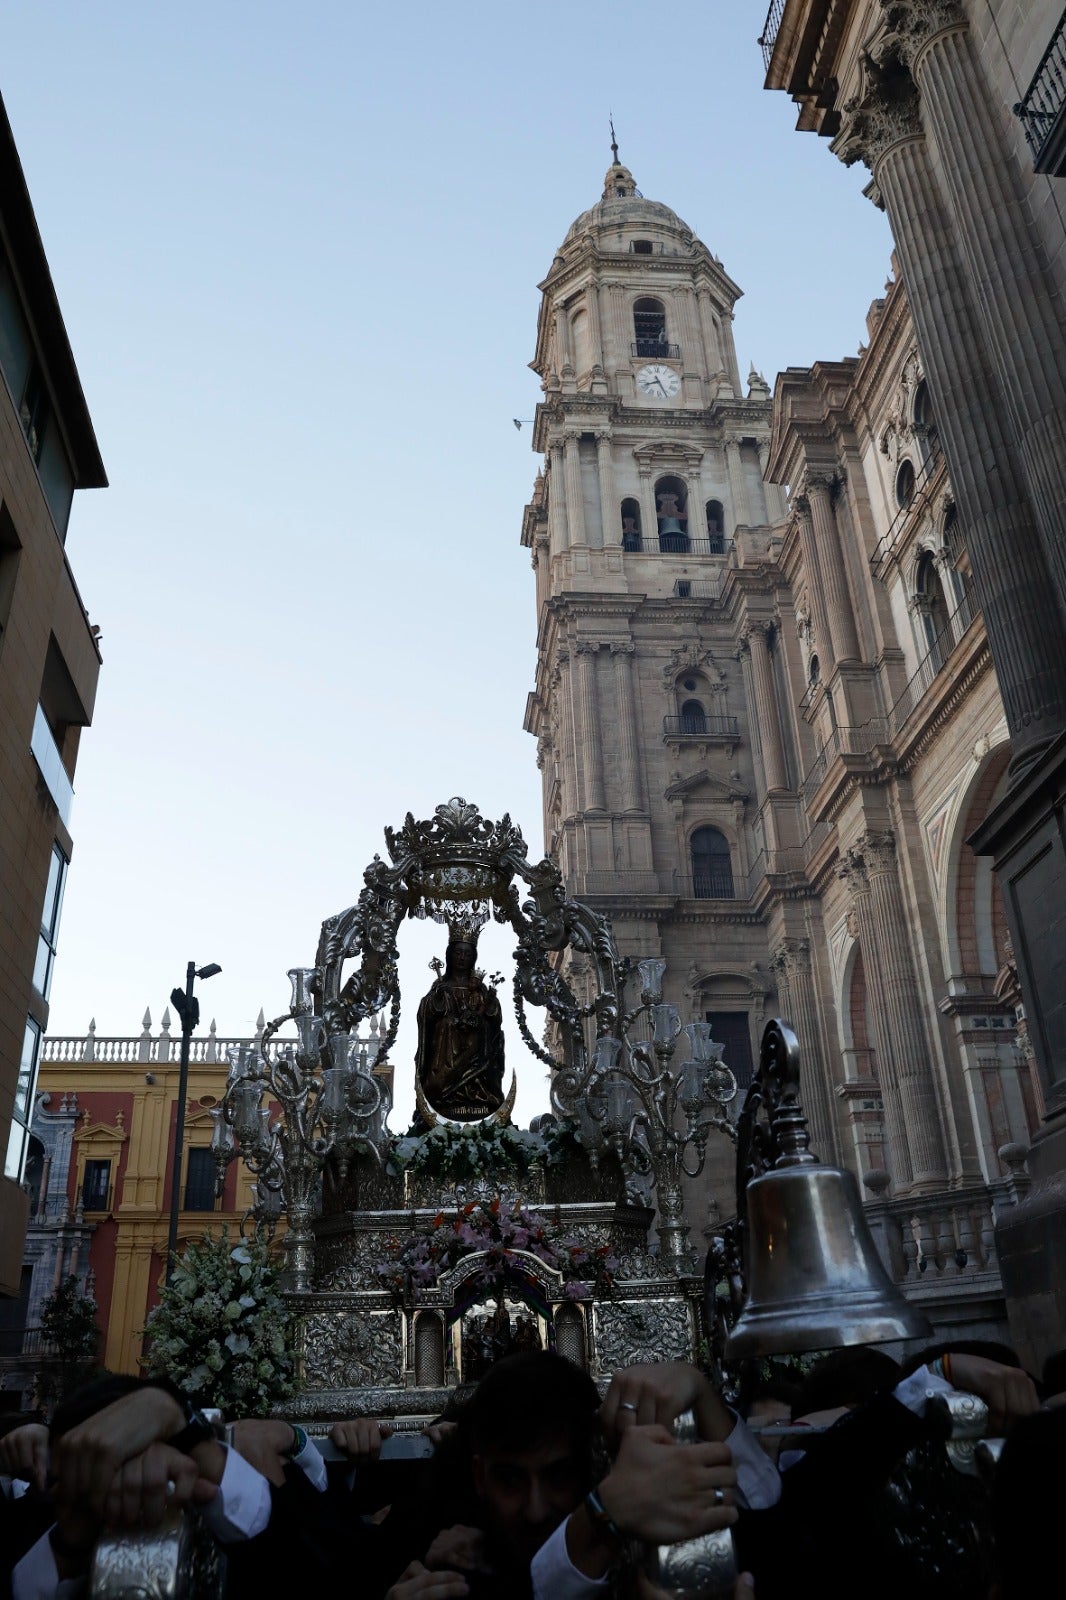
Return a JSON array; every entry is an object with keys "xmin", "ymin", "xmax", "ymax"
[
  {"xmin": 387, "ymin": 1118, "xmax": 585, "ymax": 1181},
  {"xmin": 143, "ymin": 1230, "xmax": 295, "ymax": 1418},
  {"xmin": 36, "ymin": 1275, "xmax": 100, "ymax": 1408}
]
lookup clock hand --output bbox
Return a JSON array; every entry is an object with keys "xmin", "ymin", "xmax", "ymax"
[{"xmin": 655, "ymin": 378, "xmax": 668, "ymax": 395}]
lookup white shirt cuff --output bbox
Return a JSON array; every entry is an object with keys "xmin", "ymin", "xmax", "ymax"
[
  {"xmin": 531, "ymin": 1519, "xmax": 610, "ymax": 1600},
  {"xmin": 291, "ymin": 1436, "xmax": 328, "ymax": 1492},
  {"xmin": 724, "ymin": 1415, "xmax": 782, "ymax": 1509},
  {"xmin": 11, "ymin": 1529, "xmax": 85, "ymax": 1600},
  {"xmin": 893, "ymin": 1364, "xmax": 954, "ymax": 1416},
  {"xmin": 199, "ymin": 1443, "xmax": 272, "ymax": 1541}
]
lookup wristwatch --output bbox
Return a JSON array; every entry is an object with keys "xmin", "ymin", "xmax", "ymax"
[{"xmin": 168, "ymin": 1398, "xmax": 224, "ymax": 1454}]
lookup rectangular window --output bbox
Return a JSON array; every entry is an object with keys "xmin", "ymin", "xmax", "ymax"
[
  {"xmin": 30, "ymin": 704, "xmax": 74, "ymax": 828},
  {"xmin": 82, "ymin": 1158, "xmax": 111, "ymax": 1212},
  {"xmin": 4, "ymin": 1019, "xmax": 42, "ymax": 1182},
  {"xmin": 0, "ymin": 505, "xmax": 20, "ymax": 640},
  {"xmin": 705, "ymin": 1012, "xmax": 755, "ymax": 1091},
  {"xmin": 184, "ymin": 1147, "xmax": 217, "ymax": 1212},
  {"xmin": 33, "ymin": 842, "xmax": 68, "ymax": 999}
]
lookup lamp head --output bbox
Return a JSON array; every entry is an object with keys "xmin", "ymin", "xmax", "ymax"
[{"xmin": 197, "ymin": 963, "xmax": 222, "ymax": 980}]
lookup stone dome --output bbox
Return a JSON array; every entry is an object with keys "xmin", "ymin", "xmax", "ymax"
[{"xmin": 562, "ymin": 162, "xmax": 693, "ymax": 247}]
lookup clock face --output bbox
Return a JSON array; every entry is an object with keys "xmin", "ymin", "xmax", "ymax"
[{"xmin": 636, "ymin": 363, "xmax": 681, "ymax": 400}]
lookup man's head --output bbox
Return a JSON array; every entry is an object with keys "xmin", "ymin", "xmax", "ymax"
[{"xmin": 460, "ymin": 1351, "xmax": 600, "ymax": 1565}]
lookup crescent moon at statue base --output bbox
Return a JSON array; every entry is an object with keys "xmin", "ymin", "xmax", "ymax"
[{"xmin": 415, "ymin": 1071, "xmax": 518, "ymax": 1131}]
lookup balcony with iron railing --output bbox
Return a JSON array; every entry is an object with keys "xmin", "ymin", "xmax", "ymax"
[
  {"xmin": 663, "ymin": 714, "xmax": 740, "ymax": 743},
  {"xmin": 1015, "ymin": 11, "xmax": 1066, "ymax": 174},
  {"xmin": 868, "ymin": 443, "xmax": 944, "ymax": 576},
  {"xmin": 674, "ymin": 576, "xmax": 726, "ymax": 603},
  {"xmin": 798, "ymin": 591, "xmax": 981, "ymax": 808},
  {"xmin": 759, "ymin": 0, "xmax": 787, "ymax": 71},
  {"xmin": 630, "ymin": 340, "xmax": 682, "ymax": 360},
  {"xmin": 621, "ymin": 537, "xmax": 729, "ymax": 557}
]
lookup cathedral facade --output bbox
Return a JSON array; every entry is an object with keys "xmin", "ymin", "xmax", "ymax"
[{"xmin": 521, "ymin": 158, "xmax": 1034, "ymax": 1340}]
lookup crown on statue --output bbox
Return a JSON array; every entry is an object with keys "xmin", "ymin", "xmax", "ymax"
[{"xmin": 446, "ymin": 909, "xmax": 485, "ymax": 946}]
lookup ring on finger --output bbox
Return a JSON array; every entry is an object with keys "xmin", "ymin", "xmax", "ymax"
[
  {"xmin": 165, "ymin": 1479, "xmax": 177, "ymax": 1496},
  {"xmin": 619, "ymin": 1401, "xmax": 638, "ymax": 1413},
  {"xmin": 713, "ymin": 1487, "xmax": 726, "ymax": 1507}
]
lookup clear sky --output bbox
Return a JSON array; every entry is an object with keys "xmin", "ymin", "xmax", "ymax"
[{"xmin": 5, "ymin": 2, "xmax": 892, "ymax": 1128}]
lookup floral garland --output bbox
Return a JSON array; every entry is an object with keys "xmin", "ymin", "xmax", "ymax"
[
  {"xmin": 375, "ymin": 1197, "xmax": 619, "ymax": 1306},
  {"xmin": 386, "ymin": 1118, "xmax": 585, "ymax": 1181},
  {"xmin": 143, "ymin": 1230, "xmax": 295, "ymax": 1418}
]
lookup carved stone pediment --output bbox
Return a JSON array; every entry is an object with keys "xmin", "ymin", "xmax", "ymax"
[
  {"xmin": 664, "ymin": 769, "xmax": 748, "ymax": 804},
  {"xmin": 633, "ymin": 438, "xmax": 704, "ymax": 473}
]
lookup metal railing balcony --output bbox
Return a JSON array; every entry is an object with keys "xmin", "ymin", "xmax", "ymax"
[
  {"xmin": 663, "ymin": 714, "xmax": 739, "ymax": 741},
  {"xmin": 1016, "ymin": 11, "xmax": 1066, "ymax": 173},
  {"xmin": 631, "ymin": 340, "xmax": 681, "ymax": 360},
  {"xmin": 620, "ymin": 537, "xmax": 729, "ymax": 557},
  {"xmin": 759, "ymin": 0, "xmax": 787, "ymax": 71},
  {"xmin": 674, "ymin": 577, "xmax": 726, "ymax": 602},
  {"xmin": 678, "ymin": 871, "xmax": 737, "ymax": 901}
]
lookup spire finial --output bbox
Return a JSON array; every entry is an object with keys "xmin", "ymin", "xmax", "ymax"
[{"xmin": 609, "ymin": 112, "xmax": 619, "ymax": 166}]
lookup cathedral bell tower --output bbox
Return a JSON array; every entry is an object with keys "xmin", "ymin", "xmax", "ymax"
[{"xmin": 522, "ymin": 155, "xmax": 789, "ymax": 1197}]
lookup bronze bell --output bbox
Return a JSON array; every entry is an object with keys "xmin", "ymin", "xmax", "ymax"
[{"xmin": 724, "ymin": 1021, "xmax": 931, "ymax": 1358}]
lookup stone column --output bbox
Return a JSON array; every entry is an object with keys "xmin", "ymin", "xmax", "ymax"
[
  {"xmin": 745, "ymin": 620, "xmax": 788, "ymax": 791},
  {"xmin": 574, "ymin": 641, "xmax": 605, "ymax": 812},
  {"xmin": 793, "ymin": 495, "xmax": 833, "ymax": 668},
  {"xmin": 724, "ymin": 436, "xmax": 749, "ymax": 528},
  {"xmin": 595, "ymin": 432, "xmax": 613, "ymax": 550},
  {"xmin": 695, "ymin": 288, "xmax": 719, "ymax": 378},
  {"xmin": 639, "ymin": 469, "xmax": 657, "ymax": 551},
  {"xmin": 737, "ymin": 640, "xmax": 767, "ymax": 795},
  {"xmin": 555, "ymin": 307, "xmax": 573, "ymax": 377},
  {"xmin": 586, "ymin": 285, "xmax": 604, "ymax": 373},
  {"xmin": 837, "ymin": 851, "xmax": 912, "ymax": 1190},
  {"xmin": 548, "ymin": 441, "xmax": 569, "ymax": 553},
  {"xmin": 805, "ymin": 474, "xmax": 861, "ymax": 663},
  {"xmin": 678, "ymin": 286, "xmax": 702, "ymax": 380},
  {"xmin": 774, "ymin": 938, "xmax": 839, "ymax": 1164},
  {"xmin": 610, "ymin": 642, "xmax": 644, "ymax": 812},
  {"xmin": 835, "ymin": 53, "xmax": 1066, "ymax": 768},
  {"xmin": 563, "ymin": 432, "xmax": 586, "ymax": 548},
  {"xmin": 840, "ymin": 832, "xmax": 947, "ymax": 1189},
  {"xmin": 608, "ymin": 282, "xmax": 627, "ymax": 365},
  {"xmin": 757, "ymin": 439, "xmax": 787, "ymax": 522},
  {"xmin": 896, "ymin": 3, "xmax": 1066, "ymax": 607},
  {"xmin": 555, "ymin": 652, "xmax": 576, "ymax": 816}
]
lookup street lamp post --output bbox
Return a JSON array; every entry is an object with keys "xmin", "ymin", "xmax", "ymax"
[{"xmin": 166, "ymin": 960, "xmax": 221, "ymax": 1282}]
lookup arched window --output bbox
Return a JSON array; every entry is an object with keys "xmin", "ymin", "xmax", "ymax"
[
  {"xmin": 895, "ymin": 458, "xmax": 916, "ymax": 509},
  {"xmin": 680, "ymin": 699, "xmax": 707, "ymax": 734},
  {"xmin": 655, "ymin": 475, "xmax": 689, "ymax": 553},
  {"xmin": 633, "ymin": 297, "xmax": 667, "ymax": 357},
  {"xmin": 691, "ymin": 827, "xmax": 734, "ymax": 899},
  {"xmin": 808, "ymin": 653, "xmax": 820, "ymax": 686},
  {"xmin": 913, "ymin": 379, "xmax": 939, "ymax": 464},
  {"xmin": 705, "ymin": 499, "xmax": 725, "ymax": 554},
  {"xmin": 620, "ymin": 498, "xmax": 642, "ymax": 552},
  {"xmin": 915, "ymin": 549, "xmax": 950, "ymax": 669},
  {"xmin": 943, "ymin": 504, "xmax": 975, "ymax": 615}
]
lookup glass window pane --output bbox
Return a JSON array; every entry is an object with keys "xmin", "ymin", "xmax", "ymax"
[
  {"xmin": 14, "ymin": 1019, "xmax": 41, "ymax": 1118},
  {"xmin": 184, "ymin": 1148, "xmax": 217, "ymax": 1212},
  {"xmin": 40, "ymin": 846, "xmax": 62, "ymax": 938},
  {"xmin": 32, "ymin": 933, "xmax": 52, "ymax": 997},
  {"xmin": 4, "ymin": 1119, "xmax": 27, "ymax": 1182}
]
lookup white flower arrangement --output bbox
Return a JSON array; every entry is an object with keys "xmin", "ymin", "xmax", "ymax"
[{"xmin": 143, "ymin": 1230, "xmax": 295, "ymax": 1417}]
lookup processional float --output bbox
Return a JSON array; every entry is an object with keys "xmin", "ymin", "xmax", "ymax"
[{"xmin": 93, "ymin": 798, "xmax": 954, "ymax": 1599}]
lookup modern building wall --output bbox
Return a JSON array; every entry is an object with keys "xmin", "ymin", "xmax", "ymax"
[{"xmin": 0, "ymin": 93, "xmax": 106, "ymax": 1298}]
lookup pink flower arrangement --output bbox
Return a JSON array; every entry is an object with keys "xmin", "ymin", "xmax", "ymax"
[{"xmin": 375, "ymin": 1198, "xmax": 619, "ymax": 1303}]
